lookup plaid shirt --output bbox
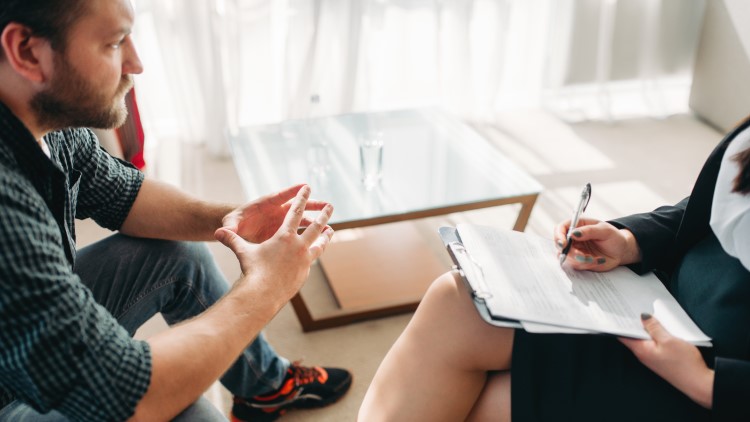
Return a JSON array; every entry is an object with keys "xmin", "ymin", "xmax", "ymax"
[{"xmin": 0, "ymin": 102, "xmax": 152, "ymax": 421}]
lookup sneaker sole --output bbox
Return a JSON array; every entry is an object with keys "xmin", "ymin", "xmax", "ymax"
[{"xmin": 231, "ymin": 405, "xmax": 289, "ymax": 422}]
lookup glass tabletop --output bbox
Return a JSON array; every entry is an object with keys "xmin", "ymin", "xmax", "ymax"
[{"xmin": 228, "ymin": 108, "xmax": 542, "ymax": 228}]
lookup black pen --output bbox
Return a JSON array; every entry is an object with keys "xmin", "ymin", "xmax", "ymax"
[{"xmin": 559, "ymin": 183, "xmax": 592, "ymax": 266}]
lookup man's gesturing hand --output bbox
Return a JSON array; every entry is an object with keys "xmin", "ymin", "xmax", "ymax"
[
  {"xmin": 223, "ymin": 184, "xmax": 330, "ymax": 244},
  {"xmin": 215, "ymin": 185, "xmax": 334, "ymax": 304}
]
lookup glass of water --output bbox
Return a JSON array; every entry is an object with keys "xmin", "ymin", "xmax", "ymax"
[{"xmin": 358, "ymin": 131, "xmax": 384, "ymax": 191}]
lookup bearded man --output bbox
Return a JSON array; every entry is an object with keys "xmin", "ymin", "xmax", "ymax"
[{"xmin": 0, "ymin": 1, "xmax": 352, "ymax": 420}]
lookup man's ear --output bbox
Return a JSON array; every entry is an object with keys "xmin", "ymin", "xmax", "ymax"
[{"xmin": 1, "ymin": 23, "xmax": 53, "ymax": 84}]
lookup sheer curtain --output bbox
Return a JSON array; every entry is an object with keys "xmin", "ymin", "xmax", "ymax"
[{"xmin": 131, "ymin": 0, "xmax": 704, "ymax": 157}]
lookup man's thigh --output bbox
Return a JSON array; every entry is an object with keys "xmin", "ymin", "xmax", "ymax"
[
  {"xmin": 0, "ymin": 401, "xmax": 67, "ymax": 421},
  {"xmin": 0, "ymin": 397, "xmax": 228, "ymax": 421},
  {"xmin": 74, "ymin": 233, "xmax": 229, "ymax": 334}
]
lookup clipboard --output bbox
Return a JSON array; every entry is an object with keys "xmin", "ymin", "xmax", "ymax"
[
  {"xmin": 438, "ymin": 225, "xmax": 712, "ymax": 345},
  {"xmin": 438, "ymin": 226, "xmax": 522, "ymax": 329}
]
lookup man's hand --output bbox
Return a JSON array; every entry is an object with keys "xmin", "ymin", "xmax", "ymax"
[
  {"xmin": 222, "ymin": 184, "xmax": 331, "ymax": 244},
  {"xmin": 620, "ymin": 314, "xmax": 714, "ymax": 409},
  {"xmin": 553, "ymin": 218, "xmax": 641, "ymax": 271},
  {"xmin": 137, "ymin": 186, "xmax": 332, "ymax": 421},
  {"xmin": 215, "ymin": 185, "xmax": 334, "ymax": 304}
]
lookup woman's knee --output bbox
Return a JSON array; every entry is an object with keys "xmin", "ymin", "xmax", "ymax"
[
  {"xmin": 409, "ymin": 271, "xmax": 475, "ymax": 333},
  {"xmin": 421, "ymin": 271, "xmax": 470, "ymax": 309},
  {"xmin": 420, "ymin": 271, "xmax": 515, "ymax": 369}
]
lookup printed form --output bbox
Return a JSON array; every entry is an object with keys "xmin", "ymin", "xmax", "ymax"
[{"xmin": 456, "ymin": 224, "xmax": 711, "ymax": 345}]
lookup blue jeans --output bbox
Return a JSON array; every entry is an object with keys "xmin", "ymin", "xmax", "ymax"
[
  {"xmin": 0, "ymin": 397, "xmax": 226, "ymax": 422},
  {"xmin": 0, "ymin": 234, "xmax": 289, "ymax": 421}
]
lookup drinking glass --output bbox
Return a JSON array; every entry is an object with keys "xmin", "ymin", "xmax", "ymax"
[{"xmin": 358, "ymin": 131, "xmax": 384, "ymax": 191}]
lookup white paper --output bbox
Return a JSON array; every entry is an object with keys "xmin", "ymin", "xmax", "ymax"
[{"xmin": 456, "ymin": 224, "xmax": 711, "ymax": 345}]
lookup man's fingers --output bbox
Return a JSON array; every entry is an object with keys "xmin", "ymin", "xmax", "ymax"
[
  {"xmin": 268, "ymin": 185, "xmax": 327, "ymax": 210},
  {"xmin": 299, "ymin": 217, "xmax": 314, "ymax": 228},
  {"xmin": 269, "ymin": 184, "xmax": 307, "ymax": 206},
  {"xmin": 215, "ymin": 228, "xmax": 244, "ymax": 253},
  {"xmin": 309, "ymin": 228, "xmax": 335, "ymax": 259},
  {"xmin": 303, "ymin": 200, "xmax": 329, "ymax": 211},
  {"xmin": 280, "ymin": 185, "xmax": 311, "ymax": 233},
  {"xmin": 302, "ymin": 204, "xmax": 334, "ymax": 243}
]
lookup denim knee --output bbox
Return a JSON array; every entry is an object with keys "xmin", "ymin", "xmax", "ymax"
[{"xmin": 158, "ymin": 241, "xmax": 228, "ymax": 302}]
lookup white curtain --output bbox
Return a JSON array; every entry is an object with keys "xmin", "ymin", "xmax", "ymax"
[{"xmin": 131, "ymin": 0, "xmax": 704, "ymax": 157}]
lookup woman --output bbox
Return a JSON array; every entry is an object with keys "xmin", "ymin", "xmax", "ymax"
[{"xmin": 358, "ymin": 119, "xmax": 750, "ymax": 422}]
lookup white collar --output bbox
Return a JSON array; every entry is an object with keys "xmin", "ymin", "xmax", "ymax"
[
  {"xmin": 710, "ymin": 127, "xmax": 750, "ymax": 271},
  {"xmin": 40, "ymin": 139, "xmax": 51, "ymax": 158}
]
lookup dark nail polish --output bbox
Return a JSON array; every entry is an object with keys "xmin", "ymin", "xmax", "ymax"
[
  {"xmin": 573, "ymin": 230, "xmax": 583, "ymax": 238},
  {"xmin": 597, "ymin": 258, "xmax": 606, "ymax": 265},
  {"xmin": 585, "ymin": 256, "xmax": 594, "ymax": 263},
  {"xmin": 575, "ymin": 255, "xmax": 586, "ymax": 262},
  {"xmin": 556, "ymin": 240, "xmax": 564, "ymax": 249},
  {"xmin": 641, "ymin": 312, "xmax": 652, "ymax": 321}
]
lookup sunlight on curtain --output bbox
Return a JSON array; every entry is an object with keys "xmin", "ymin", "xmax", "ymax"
[{"xmin": 131, "ymin": 0, "xmax": 705, "ymax": 157}]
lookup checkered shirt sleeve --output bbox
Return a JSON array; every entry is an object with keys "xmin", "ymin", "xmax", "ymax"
[{"xmin": 66, "ymin": 129, "xmax": 144, "ymax": 230}]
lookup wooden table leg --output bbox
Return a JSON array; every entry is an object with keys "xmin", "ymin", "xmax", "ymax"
[
  {"xmin": 512, "ymin": 194, "xmax": 538, "ymax": 232},
  {"xmin": 289, "ymin": 294, "xmax": 315, "ymax": 332}
]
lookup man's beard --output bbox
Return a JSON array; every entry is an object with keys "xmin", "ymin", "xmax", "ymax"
[{"xmin": 30, "ymin": 53, "xmax": 134, "ymax": 131}]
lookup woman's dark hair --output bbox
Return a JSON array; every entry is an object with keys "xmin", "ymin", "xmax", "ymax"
[
  {"xmin": 733, "ymin": 148, "xmax": 750, "ymax": 194},
  {"xmin": 0, "ymin": 0, "xmax": 89, "ymax": 58}
]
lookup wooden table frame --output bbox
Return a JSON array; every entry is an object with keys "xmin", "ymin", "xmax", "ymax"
[{"xmin": 290, "ymin": 193, "xmax": 539, "ymax": 332}]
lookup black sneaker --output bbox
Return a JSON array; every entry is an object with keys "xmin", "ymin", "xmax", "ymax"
[{"xmin": 230, "ymin": 362, "xmax": 353, "ymax": 421}]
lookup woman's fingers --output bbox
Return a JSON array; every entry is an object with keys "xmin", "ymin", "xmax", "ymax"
[
  {"xmin": 554, "ymin": 217, "xmax": 604, "ymax": 249},
  {"xmin": 640, "ymin": 313, "xmax": 672, "ymax": 343}
]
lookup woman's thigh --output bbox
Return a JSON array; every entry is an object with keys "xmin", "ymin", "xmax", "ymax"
[{"xmin": 466, "ymin": 371, "xmax": 511, "ymax": 422}]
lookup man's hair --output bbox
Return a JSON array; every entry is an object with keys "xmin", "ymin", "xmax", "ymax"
[{"xmin": 0, "ymin": 0, "xmax": 90, "ymax": 59}]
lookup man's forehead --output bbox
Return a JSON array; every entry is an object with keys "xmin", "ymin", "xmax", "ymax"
[{"xmin": 72, "ymin": 0, "xmax": 135, "ymax": 37}]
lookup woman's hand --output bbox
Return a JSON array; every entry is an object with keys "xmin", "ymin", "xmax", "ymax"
[
  {"xmin": 553, "ymin": 218, "xmax": 641, "ymax": 271},
  {"xmin": 620, "ymin": 314, "xmax": 714, "ymax": 409}
]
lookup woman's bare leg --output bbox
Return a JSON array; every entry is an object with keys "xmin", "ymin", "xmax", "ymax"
[
  {"xmin": 359, "ymin": 272, "xmax": 515, "ymax": 421},
  {"xmin": 466, "ymin": 372, "xmax": 511, "ymax": 422}
]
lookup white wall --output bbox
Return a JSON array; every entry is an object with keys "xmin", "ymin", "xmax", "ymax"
[
  {"xmin": 690, "ymin": 0, "xmax": 750, "ymax": 133},
  {"xmin": 562, "ymin": 0, "xmax": 705, "ymax": 85}
]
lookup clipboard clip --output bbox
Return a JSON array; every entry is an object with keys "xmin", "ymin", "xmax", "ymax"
[{"xmin": 448, "ymin": 242, "xmax": 493, "ymax": 300}]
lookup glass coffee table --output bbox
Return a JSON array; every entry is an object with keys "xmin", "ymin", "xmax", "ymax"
[{"xmin": 229, "ymin": 108, "xmax": 542, "ymax": 331}]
